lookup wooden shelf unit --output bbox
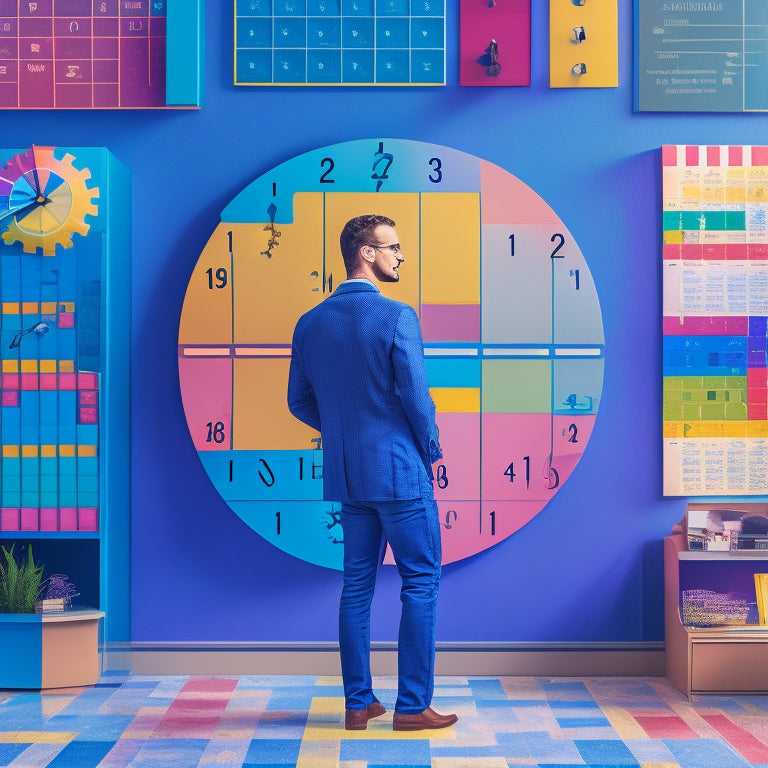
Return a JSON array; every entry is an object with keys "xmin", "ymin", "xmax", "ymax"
[{"xmin": 665, "ymin": 533, "xmax": 768, "ymax": 697}]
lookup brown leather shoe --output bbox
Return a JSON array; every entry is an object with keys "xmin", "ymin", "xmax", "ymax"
[
  {"xmin": 392, "ymin": 707, "xmax": 458, "ymax": 731},
  {"xmin": 345, "ymin": 701, "xmax": 386, "ymax": 730}
]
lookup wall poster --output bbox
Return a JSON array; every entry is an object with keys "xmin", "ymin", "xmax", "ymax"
[
  {"xmin": 635, "ymin": 0, "xmax": 768, "ymax": 112},
  {"xmin": 663, "ymin": 144, "xmax": 768, "ymax": 496}
]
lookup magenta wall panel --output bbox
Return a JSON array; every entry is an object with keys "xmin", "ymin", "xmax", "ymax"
[{"xmin": 459, "ymin": 0, "xmax": 530, "ymax": 86}]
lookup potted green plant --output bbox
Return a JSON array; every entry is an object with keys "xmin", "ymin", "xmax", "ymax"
[
  {"xmin": 0, "ymin": 543, "xmax": 45, "ymax": 613},
  {"xmin": 0, "ymin": 543, "xmax": 103, "ymax": 689}
]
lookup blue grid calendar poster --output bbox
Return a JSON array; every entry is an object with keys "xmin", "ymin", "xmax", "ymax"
[{"xmin": 234, "ymin": 0, "xmax": 445, "ymax": 85}]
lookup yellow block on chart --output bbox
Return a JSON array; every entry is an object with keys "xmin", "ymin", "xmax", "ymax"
[{"xmin": 549, "ymin": 0, "xmax": 618, "ymax": 88}]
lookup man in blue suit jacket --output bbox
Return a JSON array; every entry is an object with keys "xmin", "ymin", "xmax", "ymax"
[{"xmin": 288, "ymin": 214, "xmax": 457, "ymax": 732}]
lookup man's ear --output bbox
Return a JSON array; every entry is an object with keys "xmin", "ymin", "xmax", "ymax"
[{"xmin": 360, "ymin": 245, "xmax": 375, "ymax": 264}]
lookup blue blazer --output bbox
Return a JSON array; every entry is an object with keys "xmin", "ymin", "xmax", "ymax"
[{"xmin": 288, "ymin": 280, "xmax": 441, "ymax": 503}]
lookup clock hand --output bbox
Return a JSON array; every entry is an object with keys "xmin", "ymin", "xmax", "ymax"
[{"xmin": 0, "ymin": 195, "xmax": 45, "ymax": 224}]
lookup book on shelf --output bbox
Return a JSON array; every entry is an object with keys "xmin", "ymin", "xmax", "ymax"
[{"xmin": 755, "ymin": 574, "xmax": 768, "ymax": 625}]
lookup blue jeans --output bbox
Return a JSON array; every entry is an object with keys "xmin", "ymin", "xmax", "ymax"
[{"xmin": 339, "ymin": 472, "xmax": 441, "ymax": 714}]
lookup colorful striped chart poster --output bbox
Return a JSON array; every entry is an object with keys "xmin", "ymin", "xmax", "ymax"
[
  {"xmin": 179, "ymin": 139, "xmax": 604, "ymax": 569},
  {"xmin": 0, "ymin": 147, "xmax": 101, "ymax": 531},
  {"xmin": 234, "ymin": 0, "xmax": 445, "ymax": 85},
  {"xmin": 663, "ymin": 144, "xmax": 768, "ymax": 496},
  {"xmin": 0, "ymin": 0, "xmax": 204, "ymax": 109}
]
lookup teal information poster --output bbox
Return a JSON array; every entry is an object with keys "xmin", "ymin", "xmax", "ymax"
[{"xmin": 635, "ymin": 0, "xmax": 768, "ymax": 112}]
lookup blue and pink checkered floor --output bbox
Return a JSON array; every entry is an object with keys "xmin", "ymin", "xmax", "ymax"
[{"xmin": 2, "ymin": 673, "xmax": 768, "ymax": 767}]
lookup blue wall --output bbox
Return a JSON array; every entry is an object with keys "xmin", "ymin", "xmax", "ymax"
[{"xmin": 3, "ymin": 3, "xmax": 764, "ymax": 644}]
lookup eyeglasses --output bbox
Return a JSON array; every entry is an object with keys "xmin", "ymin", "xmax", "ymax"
[{"xmin": 367, "ymin": 243, "xmax": 401, "ymax": 253}]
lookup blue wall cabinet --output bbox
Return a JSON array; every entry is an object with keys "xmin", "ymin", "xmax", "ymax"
[{"xmin": 0, "ymin": 147, "xmax": 130, "ymax": 643}]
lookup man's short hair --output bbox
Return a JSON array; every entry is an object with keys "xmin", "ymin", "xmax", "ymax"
[{"xmin": 340, "ymin": 214, "xmax": 396, "ymax": 274}]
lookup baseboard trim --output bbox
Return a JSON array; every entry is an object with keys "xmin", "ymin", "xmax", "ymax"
[{"xmin": 102, "ymin": 642, "xmax": 665, "ymax": 677}]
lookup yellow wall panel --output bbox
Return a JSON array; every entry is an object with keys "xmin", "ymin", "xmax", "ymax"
[
  {"xmin": 549, "ymin": 0, "xmax": 618, "ymax": 88},
  {"xmin": 233, "ymin": 358, "xmax": 318, "ymax": 450},
  {"xmin": 420, "ymin": 193, "xmax": 480, "ymax": 304},
  {"xmin": 233, "ymin": 193, "xmax": 326, "ymax": 345}
]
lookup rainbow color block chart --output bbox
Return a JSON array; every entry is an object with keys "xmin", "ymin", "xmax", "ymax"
[
  {"xmin": 0, "ymin": 0, "xmax": 204, "ymax": 109},
  {"xmin": 663, "ymin": 144, "xmax": 768, "ymax": 496},
  {"xmin": 0, "ymin": 146, "xmax": 130, "ymax": 638},
  {"xmin": 178, "ymin": 139, "xmax": 604, "ymax": 570},
  {"xmin": 234, "ymin": 0, "xmax": 444, "ymax": 85},
  {"xmin": 1, "ymin": 146, "xmax": 100, "ymax": 526}
]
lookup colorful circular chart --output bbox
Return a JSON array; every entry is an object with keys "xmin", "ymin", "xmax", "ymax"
[
  {"xmin": 0, "ymin": 146, "xmax": 98, "ymax": 255},
  {"xmin": 178, "ymin": 138, "xmax": 604, "ymax": 569}
]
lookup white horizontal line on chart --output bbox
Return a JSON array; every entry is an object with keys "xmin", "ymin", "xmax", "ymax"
[
  {"xmin": 555, "ymin": 348, "xmax": 602, "ymax": 357},
  {"xmin": 180, "ymin": 345, "xmax": 604, "ymax": 359},
  {"xmin": 424, "ymin": 348, "xmax": 479, "ymax": 357},
  {"xmin": 181, "ymin": 348, "xmax": 231, "ymax": 357},
  {"xmin": 235, "ymin": 348, "xmax": 291, "ymax": 356},
  {"xmin": 482, "ymin": 348, "xmax": 549, "ymax": 357}
]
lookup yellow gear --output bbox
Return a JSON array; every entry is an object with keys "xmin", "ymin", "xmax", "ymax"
[{"xmin": 1, "ymin": 146, "xmax": 99, "ymax": 256}]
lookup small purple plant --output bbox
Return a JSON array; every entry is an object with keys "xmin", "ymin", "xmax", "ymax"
[{"xmin": 41, "ymin": 574, "xmax": 80, "ymax": 608}]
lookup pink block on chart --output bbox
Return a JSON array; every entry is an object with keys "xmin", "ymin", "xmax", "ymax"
[
  {"xmin": 702, "ymin": 243, "xmax": 727, "ymax": 260},
  {"xmin": 0, "ymin": 508, "xmax": 20, "ymax": 531},
  {"xmin": 78, "ymin": 373, "xmax": 98, "ymax": 389},
  {"xmin": 59, "ymin": 373, "xmax": 77, "ymax": 390},
  {"xmin": 20, "ymin": 373, "xmax": 38, "ymax": 390},
  {"xmin": 78, "ymin": 406, "xmax": 98, "ymax": 424},
  {"xmin": 482, "ymin": 412, "xmax": 559, "ymax": 501},
  {"xmin": 79, "ymin": 390, "xmax": 97, "ymax": 405},
  {"xmin": 724, "ymin": 243, "xmax": 747, "ymax": 260},
  {"xmin": 749, "ymin": 244, "xmax": 768, "ymax": 260},
  {"xmin": 480, "ymin": 499, "xmax": 543, "ymax": 541},
  {"xmin": 749, "ymin": 368, "xmax": 768, "ymax": 387},
  {"xmin": 39, "ymin": 508, "xmax": 58, "ymax": 531},
  {"xmin": 39, "ymin": 373, "xmax": 57, "ymax": 390},
  {"xmin": 438, "ymin": 500, "xmax": 482, "ymax": 564},
  {"xmin": 550, "ymin": 414, "xmax": 594, "ymax": 488},
  {"xmin": 662, "ymin": 146, "xmax": 678, "ymax": 166},
  {"xmin": 433, "ymin": 412, "xmax": 480, "ymax": 502},
  {"xmin": 20, "ymin": 508, "xmax": 38, "ymax": 531},
  {"xmin": 753, "ymin": 147, "xmax": 768, "ymax": 166},
  {"xmin": 1, "ymin": 391, "xmax": 18, "ymax": 406},
  {"xmin": 77, "ymin": 508, "xmax": 98, "ymax": 531},
  {"xmin": 59, "ymin": 507, "xmax": 77, "ymax": 531},
  {"xmin": 480, "ymin": 160, "xmax": 557, "ymax": 226},
  {"xmin": 58, "ymin": 312, "xmax": 75, "ymax": 328},
  {"xmin": 681, "ymin": 244, "xmax": 703, "ymax": 260},
  {"xmin": 178, "ymin": 357, "xmax": 233, "ymax": 451},
  {"xmin": 421, "ymin": 304, "xmax": 480, "ymax": 343},
  {"xmin": 2, "ymin": 373, "xmax": 19, "ymax": 389}
]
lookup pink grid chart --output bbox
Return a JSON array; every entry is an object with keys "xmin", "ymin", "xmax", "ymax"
[{"xmin": 0, "ymin": 0, "xmax": 167, "ymax": 109}]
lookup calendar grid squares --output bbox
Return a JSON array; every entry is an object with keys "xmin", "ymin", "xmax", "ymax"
[{"xmin": 234, "ymin": 0, "xmax": 445, "ymax": 86}]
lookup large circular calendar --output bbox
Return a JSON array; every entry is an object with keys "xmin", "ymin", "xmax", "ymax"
[{"xmin": 178, "ymin": 139, "xmax": 604, "ymax": 569}]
